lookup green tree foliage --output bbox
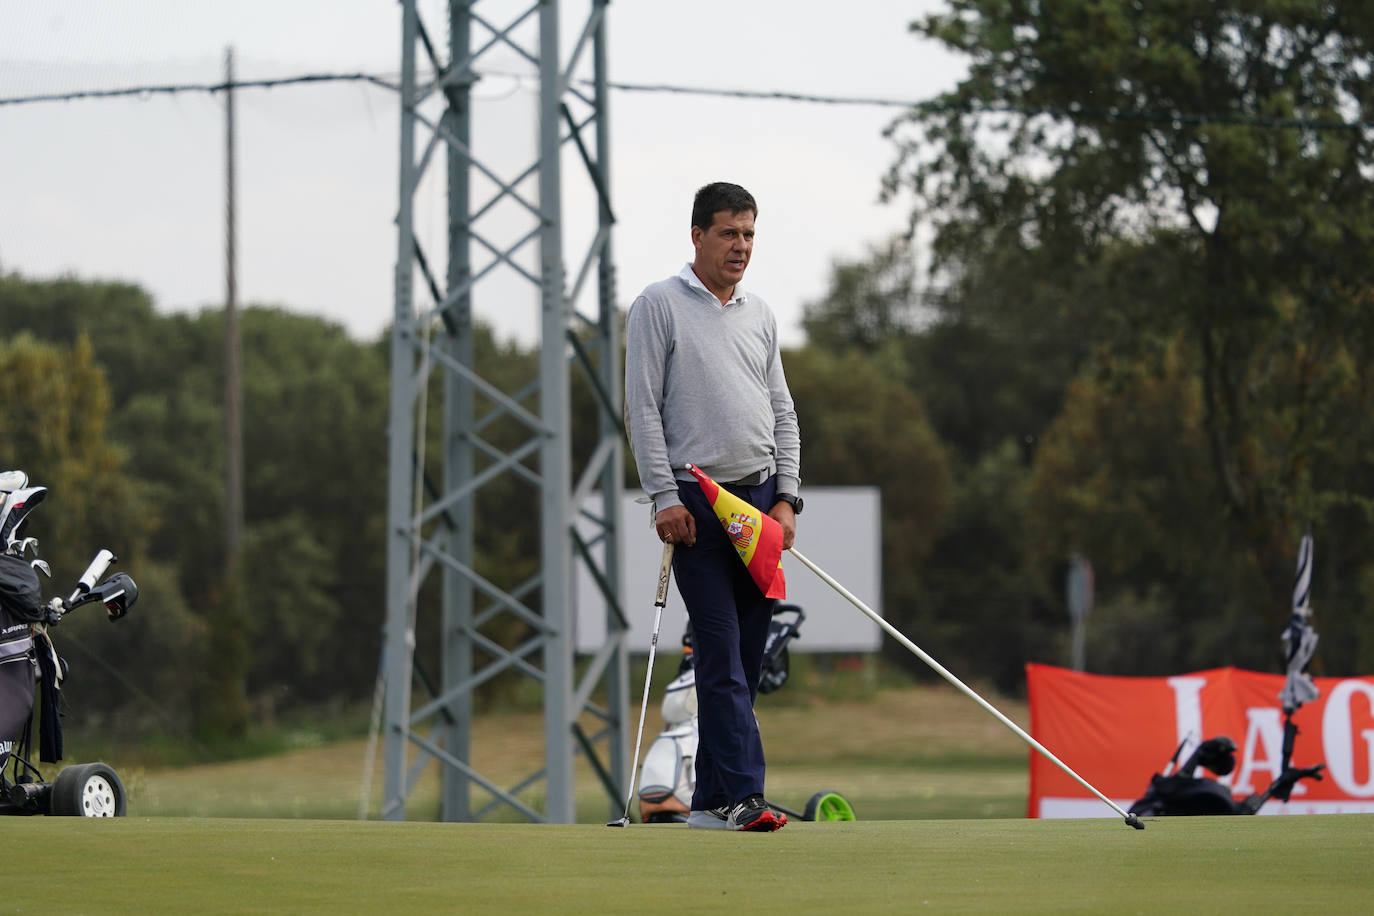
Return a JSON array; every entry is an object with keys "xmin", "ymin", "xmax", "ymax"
[
  {"xmin": 1026, "ymin": 336, "xmax": 1265, "ymax": 672},
  {"xmin": 0, "ymin": 328, "xmax": 201, "ymax": 732},
  {"xmin": 801, "ymin": 238, "xmax": 927, "ymax": 356},
  {"xmin": 236, "ymin": 309, "xmax": 390, "ymax": 706},
  {"xmin": 786, "ymin": 344, "xmax": 953, "ymax": 603},
  {"xmin": 922, "ymin": 440, "xmax": 1050, "ymax": 694},
  {"xmin": 883, "ymin": 1, "xmax": 1374, "ymax": 677},
  {"xmin": 803, "ymin": 238, "xmax": 1066, "ymax": 689},
  {"xmin": 0, "ymin": 272, "xmax": 634, "ymax": 731},
  {"xmin": 0, "ymin": 275, "xmax": 395, "ymax": 735},
  {"xmin": 0, "ymin": 332, "xmax": 151, "ymax": 580},
  {"xmin": 796, "ymin": 255, "xmax": 961, "ymax": 677}
]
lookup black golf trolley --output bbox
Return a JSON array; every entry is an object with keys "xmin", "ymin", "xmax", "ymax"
[
  {"xmin": 1129, "ymin": 532, "xmax": 1327, "ymax": 818},
  {"xmin": 0, "ymin": 474, "xmax": 138, "ymax": 817},
  {"xmin": 1128, "ymin": 733, "xmax": 1325, "ymax": 817}
]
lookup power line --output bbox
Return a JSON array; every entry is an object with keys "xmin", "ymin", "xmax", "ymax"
[
  {"xmin": 0, "ymin": 71, "xmax": 400, "ymax": 106},
  {"xmin": 599, "ymin": 80, "xmax": 915, "ymax": 108},
  {"xmin": 0, "ymin": 70, "xmax": 1369, "ymax": 132},
  {"xmin": 601, "ymin": 81, "xmax": 1372, "ymax": 130},
  {"xmin": 0, "ymin": 71, "xmax": 898, "ymax": 107}
]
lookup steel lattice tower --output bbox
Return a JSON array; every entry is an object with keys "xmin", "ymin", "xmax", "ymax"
[{"xmin": 383, "ymin": 0, "xmax": 625, "ymax": 823}]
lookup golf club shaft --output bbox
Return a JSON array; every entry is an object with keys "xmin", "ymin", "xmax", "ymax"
[
  {"xmin": 616, "ymin": 542, "xmax": 675, "ymax": 824},
  {"xmin": 788, "ymin": 547, "xmax": 1135, "ymax": 824}
]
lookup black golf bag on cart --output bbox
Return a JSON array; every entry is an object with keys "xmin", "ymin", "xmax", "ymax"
[
  {"xmin": 1130, "ymin": 533, "xmax": 1328, "ymax": 818},
  {"xmin": 637, "ymin": 603, "xmax": 856, "ymax": 824},
  {"xmin": 0, "ymin": 473, "xmax": 138, "ymax": 817},
  {"xmin": 1127, "ymin": 734, "xmax": 1325, "ymax": 817}
]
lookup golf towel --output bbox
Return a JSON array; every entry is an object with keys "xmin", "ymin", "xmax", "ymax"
[{"xmin": 686, "ymin": 464, "xmax": 786, "ymax": 599}]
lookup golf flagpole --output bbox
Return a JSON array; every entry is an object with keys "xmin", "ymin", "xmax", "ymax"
[{"xmin": 788, "ymin": 547, "xmax": 1143, "ymax": 830}]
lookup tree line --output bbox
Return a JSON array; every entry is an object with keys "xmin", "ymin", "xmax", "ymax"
[
  {"xmin": 865, "ymin": 0, "xmax": 1374, "ymax": 687},
  {"xmin": 4, "ymin": 0, "xmax": 1373, "ymax": 742}
]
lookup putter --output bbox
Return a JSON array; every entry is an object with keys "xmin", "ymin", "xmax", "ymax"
[
  {"xmin": 607, "ymin": 541, "xmax": 675, "ymax": 827},
  {"xmin": 788, "ymin": 547, "xmax": 1144, "ymax": 830}
]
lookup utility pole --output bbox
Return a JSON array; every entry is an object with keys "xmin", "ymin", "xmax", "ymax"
[
  {"xmin": 1066, "ymin": 553, "xmax": 1093, "ymax": 671},
  {"xmin": 224, "ymin": 46, "xmax": 244, "ymax": 573}
]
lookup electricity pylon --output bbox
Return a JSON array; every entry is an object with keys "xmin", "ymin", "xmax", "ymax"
[{"xmin": 382, "ymin": 0, "xmax": 625, "ymax": 824}]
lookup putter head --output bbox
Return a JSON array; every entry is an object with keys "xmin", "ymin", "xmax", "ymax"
[
  {"xmin": 1124, "ymin": 813, "xmax": 1145, "ymax": 830},
  {"xmin": 605, "ymin": 816, "xmax": 629, "ymax": 827}
]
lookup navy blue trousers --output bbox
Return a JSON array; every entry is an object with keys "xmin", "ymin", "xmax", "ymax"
[{"xmin": 673, "ymin": 475, "xmax": 778, "ymax": 810}]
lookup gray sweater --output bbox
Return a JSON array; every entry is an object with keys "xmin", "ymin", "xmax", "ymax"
[{"xmin": 624, "ymin": 264, "xmax": 801, "ymax": 514}]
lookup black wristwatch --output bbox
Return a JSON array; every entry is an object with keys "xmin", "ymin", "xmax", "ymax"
[{"xmin": 774, "ymin": 493, "xmax": 803, "ymax": 516}]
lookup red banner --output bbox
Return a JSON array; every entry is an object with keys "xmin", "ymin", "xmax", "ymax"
[{"xmin": 1026, "ymin": 663, "xmax": 1374, "ymax": 817}]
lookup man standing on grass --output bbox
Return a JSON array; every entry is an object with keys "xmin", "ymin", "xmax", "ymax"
[{"xmin": 624, "ymin": 181, "xmax": 802, "ymax": 832}]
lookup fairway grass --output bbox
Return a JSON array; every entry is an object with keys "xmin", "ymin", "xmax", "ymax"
[
  {"xmin": 113, "ymin": 685, "xmax": 1032, "ymax": 821},
  {"xmin": 9, "ymin": 814, "xmax": 1371, "ymax": 914}
]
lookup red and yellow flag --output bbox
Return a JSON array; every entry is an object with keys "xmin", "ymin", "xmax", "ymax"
[{"xmin": 687, "ymin": 464, "xmax": 786, "ymax": 599}]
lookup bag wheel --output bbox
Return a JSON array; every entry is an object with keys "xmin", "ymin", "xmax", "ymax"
[
  {"xmin": 51, "ymin": 762, "xmax": 126, "ymax": 817},
  {"xmin": 803, "ymin": 790, "xmax": 856, "ymax": 822}
]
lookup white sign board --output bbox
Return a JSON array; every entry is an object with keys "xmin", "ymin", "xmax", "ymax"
[{"xmin": 575, "ymin": 488, "xmax": 882, "ymax": 654}]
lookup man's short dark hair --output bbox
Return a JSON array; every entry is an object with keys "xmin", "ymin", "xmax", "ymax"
[{"xmin": 692, "ymin": 182, "xmax": 757, "ymax": 232}]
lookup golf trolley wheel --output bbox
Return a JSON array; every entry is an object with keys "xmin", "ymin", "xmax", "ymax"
[
  {"xmin": 803, "ymin": 790, "xmax": 856, "ymax": 822},
  {"xmin": 51, "ymin": 763, "xmax": 126, "ymax": 817}
]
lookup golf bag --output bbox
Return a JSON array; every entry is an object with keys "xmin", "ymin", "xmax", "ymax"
[
  {"xmin": 1131, "ymin": 531, "xmax": 1329, "ymax": 818},
  {"xmin": 0, "ymin": 555, "xmax": 47, "ymax": 750},
  {"xmin": 0, "ymin": 472, "xmax": 138, "ymax": 816},
  {"xmin": 0, "ymin": 481, "xmax": 55, "ymax": 755},
  {"xmin": 636, "ymin": 664, "xmax": 699, "ymax": 823},
  {"xmin": 1128, "ymin": 734, "xmax": 1325, "ymax": 817}
]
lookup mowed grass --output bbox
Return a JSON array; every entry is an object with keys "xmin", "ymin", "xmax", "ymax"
[
  {"xmin": 8, "ymin": 814, "xmax": 1372, "ymax": 914},
  {"xmin": 27, "ymin": 684, "xmax": 1374, "ymax": 913},
  {"xmin": 116, "ymin": 684, "xmax": 1031, "ymax": 821}
]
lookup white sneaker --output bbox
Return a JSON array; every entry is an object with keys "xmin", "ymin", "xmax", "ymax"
[
  {"xmin": 686, "ymin": 806, "xmax": 729, "ymax": 829},
  {"xmin": 0, "ymin": 471, "xmax": 27, "ymax": 493}
]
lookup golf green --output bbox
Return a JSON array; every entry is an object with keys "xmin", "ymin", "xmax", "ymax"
[{"xmin": 11, "ymin": 814, "xmax": 1369, "ymax": 913}]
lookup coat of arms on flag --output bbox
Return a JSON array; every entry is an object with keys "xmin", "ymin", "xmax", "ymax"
[
  {"xmin": 686, "ymin": 464, "xmax": 786, "ymax": 599},
  {"xmin": 724, "ymin": 513, "xmax": 753, "ymax": 545}
]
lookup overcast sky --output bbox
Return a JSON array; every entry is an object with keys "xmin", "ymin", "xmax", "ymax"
[{"xmin": 0, "ymin": 1, "xmax": 967, "ymax": 347}]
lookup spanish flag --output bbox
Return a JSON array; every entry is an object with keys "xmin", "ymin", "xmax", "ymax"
[{"xmin": 687, "ymin": 464, "xmax": 786, "ymax": 599}]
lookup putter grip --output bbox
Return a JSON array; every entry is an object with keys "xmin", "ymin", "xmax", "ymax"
[{"xmin": 654, "ymin": 542, "xmax": 674, "ymax": 607}]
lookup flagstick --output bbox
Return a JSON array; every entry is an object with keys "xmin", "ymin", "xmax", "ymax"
[{"xmin": 787, "ymin": 547, "xmax": 1143, "ymax": 830}]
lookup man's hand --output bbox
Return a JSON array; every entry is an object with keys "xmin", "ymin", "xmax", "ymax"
[
  {"xmin": 655, "ymin": 505, "xmax": 696, "ymax": 547},
  {"xmin": 768, "ymin": 502, "xmax": 796, "ymax": 551}
]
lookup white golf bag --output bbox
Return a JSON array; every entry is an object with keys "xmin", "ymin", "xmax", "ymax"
[{"xmin": 637, "ymin": 665, "xmax": 698, "ymax": 823}]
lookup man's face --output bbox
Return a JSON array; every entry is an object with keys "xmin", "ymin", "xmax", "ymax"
[{"xmin": 691, "ymin": 208, "xmax": 755, "ymax": 300}]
